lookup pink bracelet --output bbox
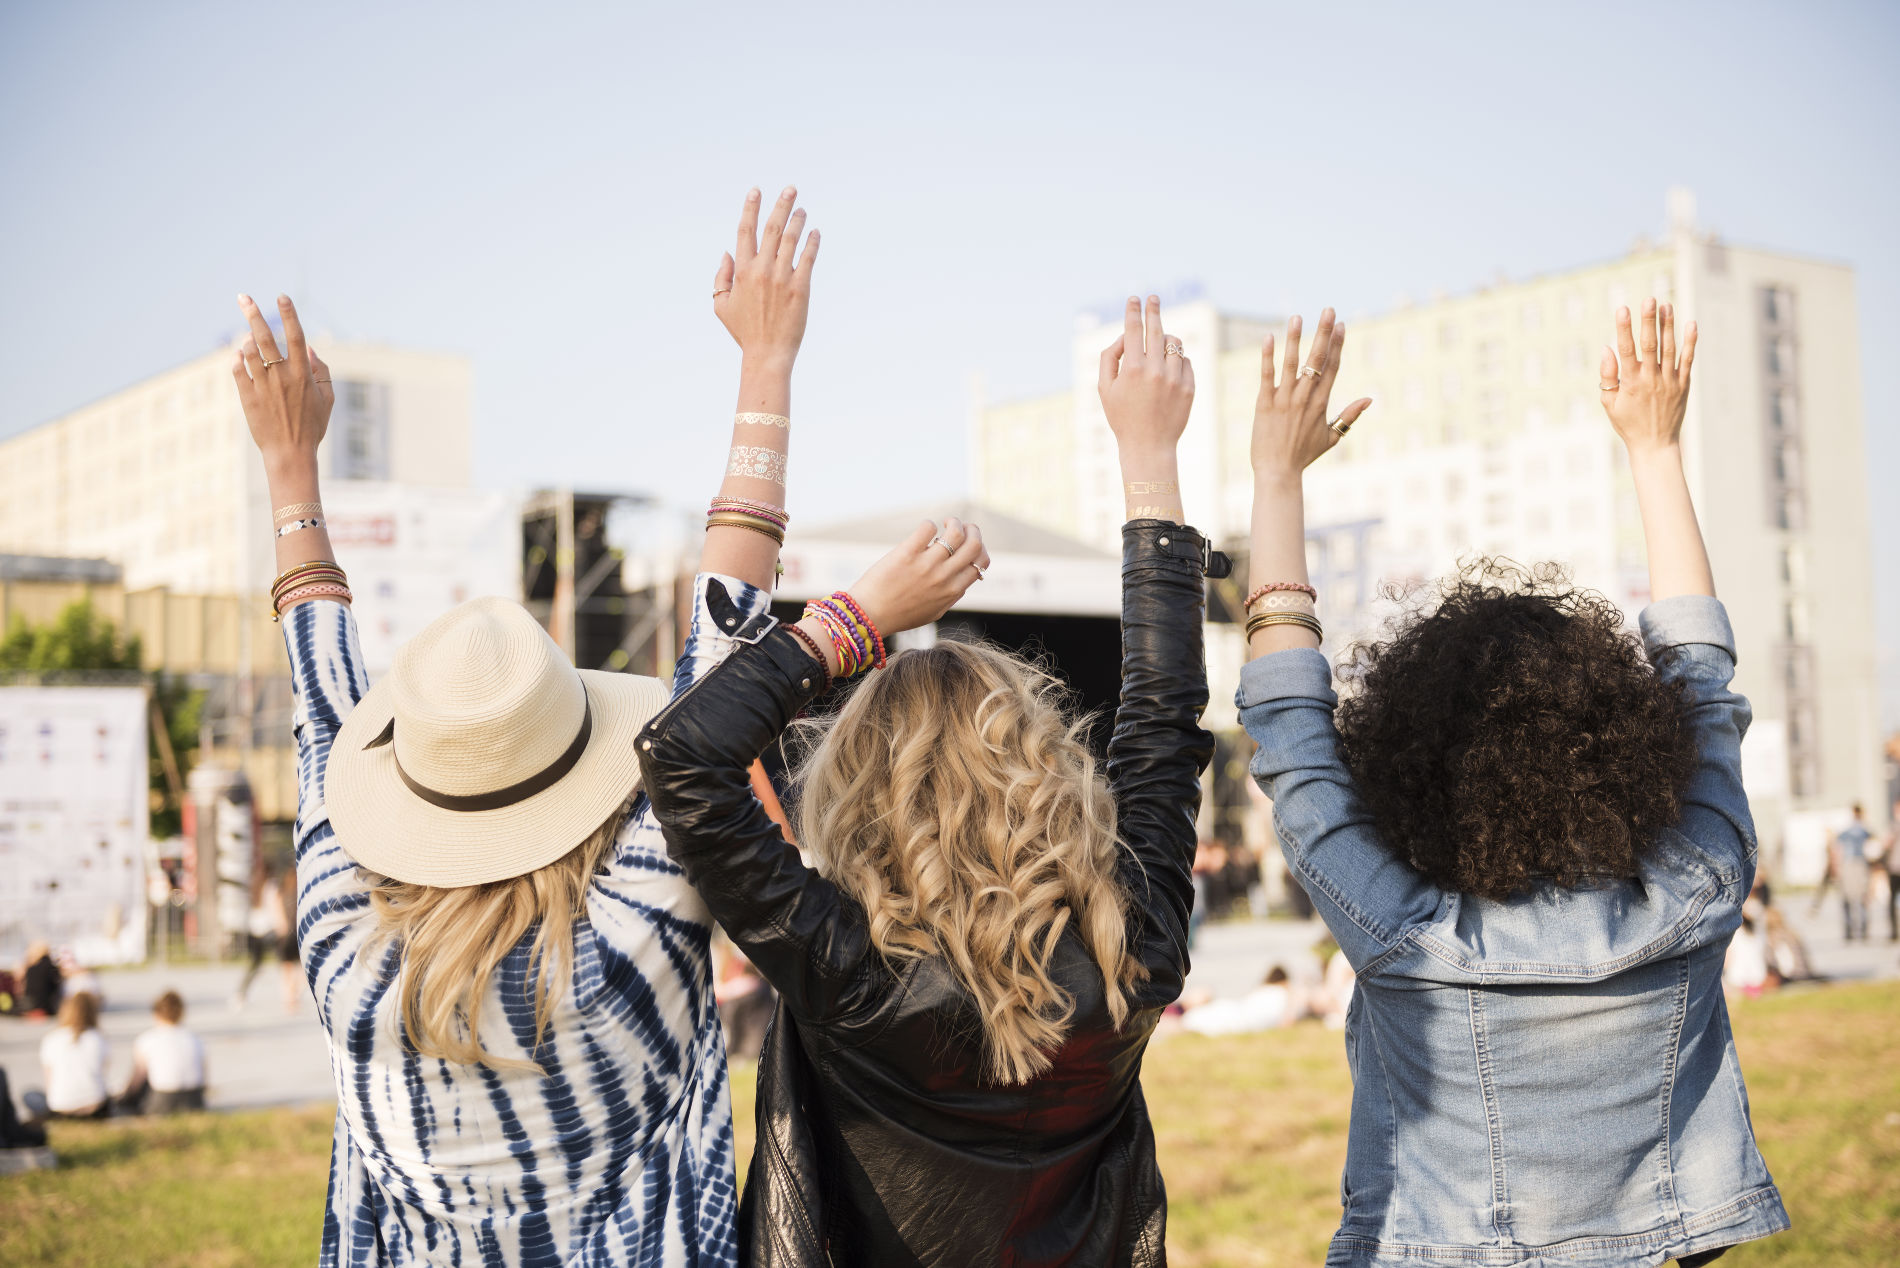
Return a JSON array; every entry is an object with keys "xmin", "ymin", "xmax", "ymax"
[{"xmin": 1245, "ymin": 581, "xmax": 1318, "ymax": 610}]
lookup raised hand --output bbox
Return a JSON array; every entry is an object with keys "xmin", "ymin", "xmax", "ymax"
[
  {"xmin": 1098, "ymin": 296, "xmax": 1194, "ymax": 458},
  {"xmin": 232, "ymin": 293, "xmax": 333, "ymax": 476},
  {"xmin": 1251, "ymin": 308, "xmax": 1370, "ymax": 480},
  {"xmin": 714, "ymin": 185, "xmax": 819, "ymax": 370},
  {"xmin": 1600, "ymin": 299, "xmax": 1696, "ymax": 455},
  {"xmin": 847, "ymin": 518, "xmax": 990, "ymax": 637}
]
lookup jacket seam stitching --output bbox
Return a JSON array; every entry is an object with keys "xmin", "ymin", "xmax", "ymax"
[
  {"xmin": 1409, "ymin": 874, "xmax": 1718, "ymax": 979},
  {"xmin": 1277, "ymin": 809, "xmax": 1404, "ymax": 951},
  {"xmin": 1657, "ymin": 953, "xmax": 1691, "ymax": 1223},
  {"xmin": 1466, "ymin": 987, "xmax": 1511, "ymax": 1240}
]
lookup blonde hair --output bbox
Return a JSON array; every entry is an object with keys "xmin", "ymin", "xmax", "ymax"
[
  {"xmin": 58, "ymin": 991, "xmax": 100, "ymax": 1036},
  {"xmin": 796, "ymin": 640, "xmax": 1141, "ymax": 1085},
  {"xmin": 368, "ymin": 802, "xmax": 626, "ymax": 1071}
]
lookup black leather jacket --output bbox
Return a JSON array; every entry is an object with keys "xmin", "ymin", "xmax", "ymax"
[{"xmin": 638, "ymin": 522, "xmax": 1216, "ymax": 1267}]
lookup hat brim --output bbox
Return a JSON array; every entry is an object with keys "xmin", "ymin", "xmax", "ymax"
[{"xmin": 325, "ymin": 669, "xmax": 671, "ymax": 888}]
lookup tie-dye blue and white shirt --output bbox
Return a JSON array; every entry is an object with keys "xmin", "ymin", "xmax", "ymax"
[{"xmin": 284, "ymin": 573, "xmax": 770, "ymax": 1267}]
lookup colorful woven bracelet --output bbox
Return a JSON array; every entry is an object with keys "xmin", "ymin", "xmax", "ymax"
[
  {"xmin": 828, "ymin": 591, "xmax": 886, "ymax": 669},
  {"xmin": 271, "ymin": 572, "xmax": 347, "ymax": 608},
  {"xmin": 1244, "ymin": 581, "xmax": 1318, "ymax": 610},
  {"xmin": 709, "ymin": 496, "xmax": 789, "ymax": 527},
  {"xmin": 807, "ymin": 608, "xmax": 861, "ymax": 677},
  {"xmin": 271, "ymin": 565, "xmax": 346, "ymax": 596},
  {"xmin": 806, "ymin": 601, "xmax": 872, "ymax": 677},
  {"xmin": 826, "ymin": 598, "xmax": 877, "ymax": 669},
  {"xmin": 784, "ymin": 623, "xmax": 834, "ymax": 688},
  {"xmin": 272, "ymin": 582, "xmax": 353, "ymax": 621},
  {"xmin": 816, "ymin": 601, "xmax": 872, "ymax": 673}
]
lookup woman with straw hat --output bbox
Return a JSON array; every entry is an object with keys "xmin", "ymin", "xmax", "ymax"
[{"xmin": 230, "ymin": 185, "xmax": 834, "ymax": 1265}]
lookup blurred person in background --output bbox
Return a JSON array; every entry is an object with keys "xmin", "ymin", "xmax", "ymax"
[
  {"xmin": 234, "ymin": 265, "xmax": 769, "ymax": 1262},
  {"xmin": 1238, "ymin": 300, "xmax": 1786, "ymax": 1264},
  {"xmin": 1833, "ymin": 804, "xmax": 1872, "ymax": 941},
  {"xmin": 1883, "ymin": 800, "xmax": 1900, "ymax": 941},
  {"xmin": 26, "ymin": 992, "xmax": 108, "ymax": 1122},
  {"xmin": 119, "ymin": 989, "xmax": 206, "ymax": 1114},
  {"xmin": 232, "ymin": 866, "xmax": 286, "ymax": 1010},
  {"xmin": 14, "ymin": 940, "xmax": 62, "ymax": 1018},
  {"xmin": 640, "ymin": 280, "xmax": 1213, "ymax": 1265}
]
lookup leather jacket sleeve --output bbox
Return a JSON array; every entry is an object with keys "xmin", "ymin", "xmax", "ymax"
[
  {"xmin": 637, "ymin": 598, "xmax": 879, "ymax": 1023},
  {"xmin": 1110, "ymin": 520, "xmax": 1216, "ymax": 1006}
]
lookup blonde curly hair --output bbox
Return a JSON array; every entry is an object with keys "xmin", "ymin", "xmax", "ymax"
[{"xmin": 796, "ymin": 639, "xmax": 1141, "ymax": 1085}]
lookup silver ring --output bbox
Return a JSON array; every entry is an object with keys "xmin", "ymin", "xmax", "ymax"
[
  {"xmin": 1598, "ymin": 380, "xmax": 1620, "ymax": 391},
  {"xmin": 1299, "ymin": 365, "xmax": 1323, "ymax": 380},
  {"xmin": 1164, "ymin": 341, "xmax": 1184, "ymax": 357},
  {"xmin": 930, "ymin": 536, "xmax": 956, "ymax": 557},
  {"xmin": 971, "ymin": 563, "xmax": 986, "ymax": 580}
]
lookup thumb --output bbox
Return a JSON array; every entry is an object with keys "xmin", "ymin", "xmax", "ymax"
[
  {"xmin": 1599, "ymin": 346, "xmax": 1620, "ymax": 388},
  {"xmin": 715, "ymin": 253, "xmax": 735, "ymax": 292},
  {"xmin": 1097, "ymin": 335, "xmax": 1125, "ymax": 395}
]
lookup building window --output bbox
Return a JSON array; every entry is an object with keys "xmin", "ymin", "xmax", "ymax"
[
  {"xmin": 1521, "ymin": 302, "xmax": 1542, "ymax": 333},
  {"xmin": 331, "ymin": 380, "xmax": 391, "ymax": 481},
  {"xmin": 1438, "ymin": 320, "xmax": 1460, "ymax": 350}
]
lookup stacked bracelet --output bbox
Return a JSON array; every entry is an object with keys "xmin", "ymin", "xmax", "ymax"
[
  {"xmin": 784, "ymin": 623, "xmax": 833, "ymax": 691},
  {"xmin": 706, "ymin": 497, "xmax": 789, "ymax": 544},
  {"xmin": 1245, "ymin": 611, "xmax": 1323, "ymax": 641},
  {"xmin": 803, "ymin": 592, "xmax": 885, "ymax": 677},
  {"xmin": 271, "ymin": 561, "xmax": 351, "ymax": 621}
]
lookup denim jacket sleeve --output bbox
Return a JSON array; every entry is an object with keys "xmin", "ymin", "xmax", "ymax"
[
  {"xmin": 1637, "ymin": 595, "xmax": 1757, "ymax": 896},
  {"xmin": 1236, "ymin": 649, "xmax": 1445, "ymax": 972}
]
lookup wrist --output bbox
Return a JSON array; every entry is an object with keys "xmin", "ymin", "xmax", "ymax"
[
  {"xmin": 1251, "ymin": 465, "xmax": 1302, "ymax": 496},
  {"xmin": 739, "ymin": 351, "xmax": 797, "ymax": 379},
  {"xmin": 1626, "ymin": 441, "xmax": 1685, "ymax": 469},
  {"xmin": 263, "ymin": 451, "xmax": 321, "ymax": 488}
]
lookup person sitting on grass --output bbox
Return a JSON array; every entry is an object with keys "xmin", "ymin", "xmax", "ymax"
[
  {"xmin": 120, "ymin": 990, "xmax": 206, "ymax": 1114},
  {"xmin": 27, "ymin": 992, "xmax": 108, "ymax": 1122},
  {"xmin": 1237, "ymin": 300, "xmax": 1787, "ymax": 1265}
]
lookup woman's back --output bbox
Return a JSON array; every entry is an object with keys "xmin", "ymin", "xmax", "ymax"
[{"xmin": 287, "ymin": 597, "xmax": 740, "ymax": 1267}]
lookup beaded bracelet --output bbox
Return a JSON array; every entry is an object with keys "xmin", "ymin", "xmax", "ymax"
[
  {"xmin": 826, "ymin": 592, "xmax": 887, "ymax": 670},
  {"xmin": 1245, "ymin": 581, "xmax": 1318, "ymax": 610},
  {"xmin": 784, "ymin": 622, "xmax": 834, "ymax": 689}
]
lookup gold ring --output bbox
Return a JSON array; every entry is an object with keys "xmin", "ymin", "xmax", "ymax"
[
  {"xmin": 713, "ymin": 288, "xmax": 732, "ymax": 298},
  {"xmin": 1599, "ymin": 380, "xmax": 1620, "ymax": 391},
  {"xmin": 259, "ymin": 354, "xmax": 286, "ymax": 367},
  {"xmin": 1164, "ymin": 341, "xmax": 1183, "ymax": 357},
  {"xmin": 313, "ymin": 377, "xmax": 331, "ymax": 384},
  {"xmin": 1299, "ymin": 365, "xmax": 1323, "ymax": 380},
  {"xmin": 971, "ymin": 563, "xmax": 986, "ymax": 580},
  {"xmin": 1328, "ymin": 416, "xmax": 1353, "ymax": 436}
]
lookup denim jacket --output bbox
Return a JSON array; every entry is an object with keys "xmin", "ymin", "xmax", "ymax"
[{"xmin": 1238, "ymin": 595, "xmax": 1789, "ymax": 1267}]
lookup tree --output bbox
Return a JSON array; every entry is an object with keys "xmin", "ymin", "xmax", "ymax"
[{"xmin": 0, "ymin": 600, "xmax": 203, "ymax": 837}]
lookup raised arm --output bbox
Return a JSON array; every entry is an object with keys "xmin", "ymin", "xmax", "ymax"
[
  {"xmin": 232, "ymin": 294, "xmax": 345, "ymax": 612},
  {"xmin": 1096, "ymin": 297, "xmax": 1215, "ymax": 998},
  {"xmin": 701, "ymin": 185, "xmax": 818, "ymax": 591},
  {"xmin": 1606, "ymin": 301, "xmax": 1756, "ymax": 882},
  {"xmin": 1236, "ymin": 313, "xmax": 1437, "ymax": 971}
]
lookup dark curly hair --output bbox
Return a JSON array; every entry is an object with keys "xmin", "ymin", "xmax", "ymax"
[{"xmin": 1333, "ymin": 559, "xmax": 1698, "ymax": 902}]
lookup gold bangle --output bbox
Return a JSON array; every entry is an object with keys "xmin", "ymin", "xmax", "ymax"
[
  {"xmin": 704, "ymin": 515, "xmax": 785, "ymax": 544},
  {"xmin": 1246, "ymin": 612, "xmax": 1323, "ymax": 640},
  {"xmin": 273, "ymin": 560, "xmax": 344, "ymax": 585}
]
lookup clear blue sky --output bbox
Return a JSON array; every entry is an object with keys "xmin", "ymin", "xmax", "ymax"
[{"xmin": 3, "ymin": 0, "xmax": 1895, "ymax": 717}]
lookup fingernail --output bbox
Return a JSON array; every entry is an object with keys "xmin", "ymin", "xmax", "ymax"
[
  {"xmin": 238, "ymin": 293, "xmax": 251, "ymax": 306},
  {"xmin": 747, "ymin": 187, "xmax": 760, "ymax": 199},
  {"xmin": 277, "ymin": 293, "xmax": 290, "ymax": 305},
  {"xmin": 781, "ymin": 185, "xmax": 795, "ymax": 197}
]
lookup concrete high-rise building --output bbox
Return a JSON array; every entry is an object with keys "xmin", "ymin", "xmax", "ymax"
[
  {"xmin": 0, "ymin": 341, "xmax": 472, "ymax": 595},
  {"xmin": 972, "ymin": 194, "xmax": 1881, "ymax": 868}
]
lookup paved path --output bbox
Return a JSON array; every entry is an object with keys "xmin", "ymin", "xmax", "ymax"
[{"xmin": 3, "ymin": 900, "xmax": 1891, "ymax": 1114}]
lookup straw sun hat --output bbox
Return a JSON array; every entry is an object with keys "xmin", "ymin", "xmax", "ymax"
[{"xmin": 328, "ymin": 596, "xmax": 670, "ymax": 888}]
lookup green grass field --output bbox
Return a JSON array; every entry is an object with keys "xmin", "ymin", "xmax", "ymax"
[{"xmin": 4, "ymin": 981, "xmax": 1894, "ymax": 1267}]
